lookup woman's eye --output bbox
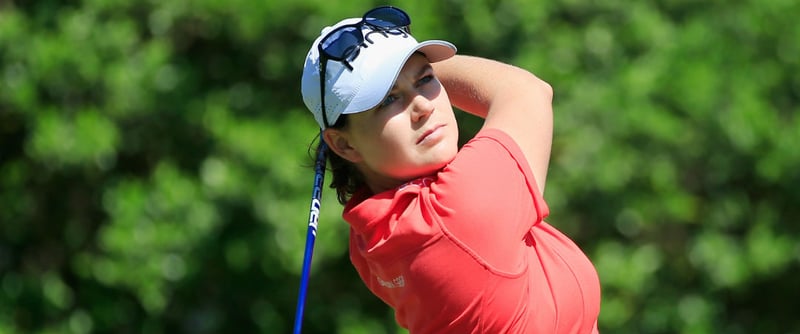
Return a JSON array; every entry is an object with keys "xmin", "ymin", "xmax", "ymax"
[
  {"xmin": 418, "ymin": 75, "xmax": 434, "ymax": 86},
  {"xmin": 379, "ymin": 94, "xmax": 398, "ymax": 109}
]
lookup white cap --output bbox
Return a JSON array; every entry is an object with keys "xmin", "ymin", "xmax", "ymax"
[{"xmin": 301, "ymin": 17, "xmax": 457, "ymax": 129}]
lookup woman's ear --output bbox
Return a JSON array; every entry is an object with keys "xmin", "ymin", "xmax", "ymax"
[{"xmin": 322, "ymin": 129, "xmax": 363, "ymax": 163}]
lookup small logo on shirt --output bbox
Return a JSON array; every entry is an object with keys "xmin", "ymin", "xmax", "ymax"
[{"xmin": 377, "ymin": 275, "xmax": 405, "ymax": 289}]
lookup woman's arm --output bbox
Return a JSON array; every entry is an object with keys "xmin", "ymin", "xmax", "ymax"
[{"xmin": 432, "ymin": 55, "xmax": 554, "ymax": 194}]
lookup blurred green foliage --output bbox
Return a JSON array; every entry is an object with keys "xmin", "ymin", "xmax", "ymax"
[{"xmin": 1, "ymin": 0, "xmax": 798, "ymax": 333}]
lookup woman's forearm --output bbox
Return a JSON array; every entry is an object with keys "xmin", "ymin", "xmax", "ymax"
[{"xmin": 432, "ymin": 55, "xmax": 552, "ymax": 119}]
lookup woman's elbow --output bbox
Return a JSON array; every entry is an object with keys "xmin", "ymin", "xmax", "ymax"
[
  {"xmin": 532, "ymin": 75, "xmax": 553, "ymax": 102},
  {"xmin": 514, "ymin": 67, "xmax": 553, "ymax": 103}
]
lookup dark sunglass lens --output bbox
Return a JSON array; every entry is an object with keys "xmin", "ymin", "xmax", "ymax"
[
  {"xmin": 320, "ymin": 26, "xmax": 363, "ymax": 59},
  {"xmin": 364, "ymin": 7, "xmax": 410, "ymax": 28}
]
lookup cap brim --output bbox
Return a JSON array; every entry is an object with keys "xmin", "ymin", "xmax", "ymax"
[
  {"xmin": 417, "ymin": 40, "xmax": 457, "ymax": 62},
  {"xmin": 342, "ymin": 40, "xmax": 457, "ymax": 116}
]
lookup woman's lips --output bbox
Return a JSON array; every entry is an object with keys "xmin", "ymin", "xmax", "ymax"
[{"xmin": 417, "ymin": 124, "xmax": 445, "ymax": 145}]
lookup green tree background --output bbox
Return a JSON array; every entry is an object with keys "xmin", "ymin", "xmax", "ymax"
[{"xmin": 1, "ymin": 0, "xmax": 798, "ymax": 333}]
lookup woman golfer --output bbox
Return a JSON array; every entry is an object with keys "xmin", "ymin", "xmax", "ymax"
[{"xmin": 301, "ymin": 6, "xmax": 601, "ymax": 333}]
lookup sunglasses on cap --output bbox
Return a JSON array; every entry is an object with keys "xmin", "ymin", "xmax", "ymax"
[{"xmin": 317, "ymin": 6, "xmax": 411, "ymax": 128}]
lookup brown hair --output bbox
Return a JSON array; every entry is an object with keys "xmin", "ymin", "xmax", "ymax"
[{"xmin": 312, "ymin": 115, "xmax": 365, "ymax": 205}]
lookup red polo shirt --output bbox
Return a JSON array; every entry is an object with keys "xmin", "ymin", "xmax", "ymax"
[{"xmin": 344, "ymin": 129, "xmax": 601, "ymax": 333}]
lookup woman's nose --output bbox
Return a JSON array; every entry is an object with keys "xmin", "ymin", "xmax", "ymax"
[{"xmin": 410, "ymin": 94, "xmax": 434, "ymax": 122}]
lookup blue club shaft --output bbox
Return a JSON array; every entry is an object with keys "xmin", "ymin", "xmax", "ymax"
[{"xmin": 293, "ymin": 138, "xmax": 328, "ymax": 334}]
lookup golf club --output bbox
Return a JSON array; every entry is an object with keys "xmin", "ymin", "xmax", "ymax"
[{"xmin": 292, "ymin": 134, "xmax": 328, "ymax": 334}]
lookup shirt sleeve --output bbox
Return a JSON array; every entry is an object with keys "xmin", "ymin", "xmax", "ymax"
[{"xmin": 428, "ymin": 128, "xmax": 549, "ymax": 273}]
